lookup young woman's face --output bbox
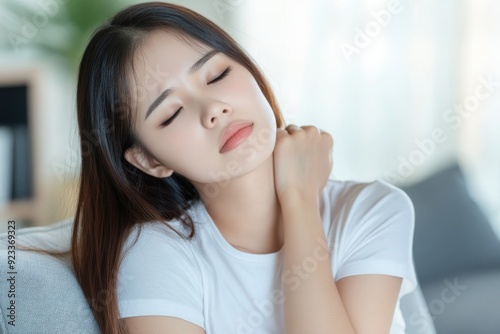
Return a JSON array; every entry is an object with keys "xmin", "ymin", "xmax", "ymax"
[{"xmin": 125, "ymin": 30, "xmax": 277, "ymax": 187}]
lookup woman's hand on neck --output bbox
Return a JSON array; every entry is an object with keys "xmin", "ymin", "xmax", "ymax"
[
  {"xmin": 193, "ymin": 154, "xmax": 284, "ymax": 254},
  {"xmin": 272, "ymin": 124, "xmax": 333, "ymax": 205}
]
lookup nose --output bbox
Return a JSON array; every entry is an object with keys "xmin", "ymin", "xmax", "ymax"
[{"xmin": 201, "ymin": 100, "xmax": 232, "ymax": 128}]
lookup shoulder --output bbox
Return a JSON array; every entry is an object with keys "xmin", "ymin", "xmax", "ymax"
[
  {"xmin": 117, "ymin": 220, "xmax": 204, "ymax": 295},
  {"xmin": 116, "ymin": 220, "xmax": 205, "ymax": 324},
  {"xmin": 119, "ymin": 218, "xmax": 202, "ymax": 276},
  {"xmin": 118, "ymin": 199, "xmax": 215, "ymax": 276},
  {"xmin": 325, "ymin": 180, "xmax": 419, "ymax": 299},
  {"xmin": 322, "ymin": 178, "xmax": 414, "ymax": 217},
  {"xmin": 322, "ymin": 178, "xmax": 411, "ymax": 200},
  {"xmin": 320, "ymin": 178, "xmax": 415, "ymax": 239},
  {"xmin": 121, "ymin": 200, "xmax": 207, "ymax": 255}
]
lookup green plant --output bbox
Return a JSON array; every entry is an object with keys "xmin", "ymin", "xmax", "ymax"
[{"xmin": 2, "ymin": 0, "xmax": 126, "ymax": 75}]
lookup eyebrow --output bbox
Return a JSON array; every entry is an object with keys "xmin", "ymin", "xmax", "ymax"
[{"xmin": 145, "ymin": 49, "xmax": 220, "ymax": 120}]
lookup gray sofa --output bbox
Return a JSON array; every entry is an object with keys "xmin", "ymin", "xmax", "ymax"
[
  {"xmin": 0, "ymin": 219, "xmax": 100, "ymax": 334},
  {"xmin": 401, "ymin": 162, "xmax": 500, "ymax": 334},
  {"xmin": 0, "ymin": 218, "xmax": 436, "ymax": 334}
]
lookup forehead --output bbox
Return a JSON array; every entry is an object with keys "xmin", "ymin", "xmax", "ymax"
[
  {"xmin": 132, "ymin": 30, "xmax": 210, "ymax": 82},
  {"xmin": 128, "ymin": 30, "xmax": 213, "ymax": 115}
]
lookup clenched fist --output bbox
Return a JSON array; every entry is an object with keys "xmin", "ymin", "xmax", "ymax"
[{"xmin": 273, "ymin": 124, "xmax": 333, "ymax": 203}]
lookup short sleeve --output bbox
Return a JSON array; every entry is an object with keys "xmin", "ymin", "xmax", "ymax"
[
  {"xmin": 335, "ymin": 180, "xmax": 418, "ymax": 299},
  {"xmin": 116, "ymin": 223, "xmax": 204, "ymax": 329}
]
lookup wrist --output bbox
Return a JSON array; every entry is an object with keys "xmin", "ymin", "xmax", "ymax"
[{"xmin": 278, "ymin": 188, "xmax": 320, "ymax": 210}]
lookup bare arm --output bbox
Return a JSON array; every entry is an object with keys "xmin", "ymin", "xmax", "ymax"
[
  {"xmin": 280, "ymin": 192, "xmax": 356, "ymax": 334},
  {"xmin": 274, "ymin": 125, "xmax": 403, "ymax": 334},
  {"xmin": 280, "ymin": 193, "xmax": 402, "ymax": 334},
  {"xmin": 122, "ymin": 316, "xmax": 206, "ymax": 334}
]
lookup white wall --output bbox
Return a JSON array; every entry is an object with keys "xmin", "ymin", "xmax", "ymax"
[
  {"xmin": 230, "ymin": 0, "xmax": 500, "ymax": 236},
  {"xmin": 1, "ymin": 0, "xmax": 498, "ymax": 233}
]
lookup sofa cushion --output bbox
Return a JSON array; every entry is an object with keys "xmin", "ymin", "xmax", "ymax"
[
  {"xmin": 0, "ymin": 251, "xmax": 100, "ymax": 333},
  {"xmin": 0, "ymin": 218, "xmax": 73, "ymax": 251},
  {"xmin": 401, "ymin": 162, "xmax": 500, "ymax": 285},
  {"xmin": 420, "ymin": 269, "xmax": 500, "ymax": 334},
  {"xmin": 0, "ymin": 219, "xmax": 100, "ymax": 333},
  {"xmin": 399, "ymin": 283, "xmax": 436, "ymax": 334}
]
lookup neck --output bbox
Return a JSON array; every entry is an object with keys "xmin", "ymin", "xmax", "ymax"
[{"xmin": 193, "ymin": 155, "xmax": 284, "ymax": 254}]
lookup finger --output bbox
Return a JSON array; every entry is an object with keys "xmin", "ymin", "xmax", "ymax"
[
  {"xmin": 301, "ymin": 125, "xmax": 322, "ymax": 134},
  {"xmin": 285, "ymin": 124, "xmax": 301, "ymax": 133},
  {"xmin": 276, "ymin": 128, "xmax": 289, "ymax": 141},
  {"xmin": 315, "ymin": 127, "xmax": 332, "ymax": 139},
  {"xmin": 323, "ymin": 131, "xmax": 334, "ymax": 148}
]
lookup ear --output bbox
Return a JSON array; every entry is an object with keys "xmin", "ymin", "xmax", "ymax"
[{"xmin": 124, "ymin": 145, "xmax": 174, "ymax": 178}]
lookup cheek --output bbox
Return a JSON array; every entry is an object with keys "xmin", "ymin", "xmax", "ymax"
[
  {"xmin": 225, "ymin": 72, "xmax": 261, "ymax": 105},
  {"xmin": 141, "ymin": 128, "xmax": 188, "ymax": 167},
  {"xmin": 225, "ymin": 82, "xmax": 251, "ymax": 104},
  {"xmin": 242, "ymin": 76, "xmax": 276, "ymax": 123},
  {"xmin": 156, "ymin": 130, "xmax": 196, "ymax": 161},
  {"xmin": 148, "ymin": 129, "xmax": 219, "ymax": 180}
]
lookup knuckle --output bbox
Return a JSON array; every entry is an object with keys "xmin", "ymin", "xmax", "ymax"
[{"xmin": 323, "ymin": 132, "xmax": 334, "ymax": 143}]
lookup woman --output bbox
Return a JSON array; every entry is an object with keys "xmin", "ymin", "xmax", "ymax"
[{"xmin": 73, "ymin": 2, "xmax": 418, "ymax": 333}]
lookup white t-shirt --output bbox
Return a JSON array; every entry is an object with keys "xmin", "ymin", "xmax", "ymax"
[{"xmin": 117, "ymin": 179, "xmax": 418, "ymax": 333}]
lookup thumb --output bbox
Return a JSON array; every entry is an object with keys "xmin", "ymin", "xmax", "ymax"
[{"xmin": 276, "ymin": 128, "xmax": 288, "ymax": 138}]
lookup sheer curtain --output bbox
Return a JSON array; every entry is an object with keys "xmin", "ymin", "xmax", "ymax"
[{"xmin": 224, "ymin": 0, "xmax": 500, "ymax": 236}]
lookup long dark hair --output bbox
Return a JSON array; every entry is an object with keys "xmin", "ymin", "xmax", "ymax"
[{"xmin": 70, "ymin": 2, "xmax": 285, "ymax": 333}]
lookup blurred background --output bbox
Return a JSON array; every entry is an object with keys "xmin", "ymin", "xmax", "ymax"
[{"xmin": 0, "ymin": 0, "xmax": 499, "ymax": 333}]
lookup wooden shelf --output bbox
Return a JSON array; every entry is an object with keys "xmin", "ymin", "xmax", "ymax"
[
  {"xmin": 1, "ymin": 65, "xmax": 44, "ymax": 227},
  {"xmin": 0, "ymin": 199, "xmax": 38, "ymax": 224}
]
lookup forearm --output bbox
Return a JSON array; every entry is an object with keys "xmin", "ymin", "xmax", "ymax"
[{"xmin": 281, "ymin": 192, "xmax": 356, "ymax": 334}]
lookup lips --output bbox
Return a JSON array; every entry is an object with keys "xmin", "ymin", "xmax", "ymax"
[{"xmin": 219, "ymin": 120, "xmax": 254, "ymax": 153}]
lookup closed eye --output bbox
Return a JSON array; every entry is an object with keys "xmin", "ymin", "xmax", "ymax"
[
  {"xmin": 159, "ymin": 67, "xmax": 231, "ymax": 128},
  {"xmin": 160, "ymin": 107, "xmax": 181, "ymax": 128},
  {"xmin": 208, "ymin": 67, "xmax": 231, "ymax": 84}
]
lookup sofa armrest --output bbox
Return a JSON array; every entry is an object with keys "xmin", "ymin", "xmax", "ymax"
[
  {"xmin": 0, "ymin": 251, "xmax": 100, "ymax": 333},
  {"xmin": 400, "ymin": 283, "xmax": 436, "ymax": 334}
]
